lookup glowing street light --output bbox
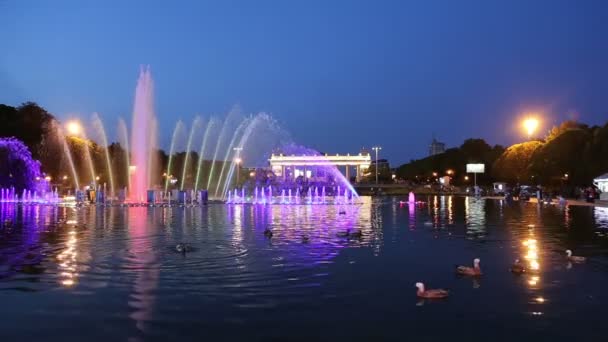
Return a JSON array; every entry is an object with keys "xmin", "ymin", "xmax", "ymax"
[
  {"xmin": 66, "ymin": 120, "xmax": 82, "ymax": 136},
  {"xmin": 523, "ymin": 117, "xmax": 539, "ymax": 140},
  {"xmin": 372, "ymin": 146, "xmax": 382, "ymax": 185},
  {"xmin": 446, "ymin": 169, "xmax": 454, "ymax": 175}
]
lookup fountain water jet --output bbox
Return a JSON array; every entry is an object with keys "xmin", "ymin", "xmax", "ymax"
[
  {"xmin": 117, "ymin": 118, "xmax": 131, "ymax": 192},
  {"xmin": 180, "ymin": 116, "xmax": 201, "ymax": 190},
  {"xmin": 92, "ymin": 113, "xmax": 115, "ymax": 196},
  {"xmin": 164, "ymin": 120, "xmax": 185, "ymax": 193},
  {"xmin": 130, "ymin": 66, "xmax": 157, "ymax": 202},
  {"xmin": 194, "ymin": 118, "xmax": 217, "ymax": 192}
]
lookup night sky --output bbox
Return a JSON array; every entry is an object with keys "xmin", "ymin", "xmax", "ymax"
[{"xmin": 2, "ymin": 0, "xmax": 608, "ymax": 165}]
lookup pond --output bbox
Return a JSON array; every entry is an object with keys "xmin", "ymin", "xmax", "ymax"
[{"xmin": 1, "ymin": 196, "xmax": 608, "ymax": 341}]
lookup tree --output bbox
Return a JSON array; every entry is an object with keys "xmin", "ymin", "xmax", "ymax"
[{"xmin": 492, "ymin": 141, "xmax": 542, "ymax": 184}]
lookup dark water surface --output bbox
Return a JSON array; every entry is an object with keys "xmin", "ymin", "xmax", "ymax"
[{"xmin": 1, "ymin": 196, "xmax": 608, "ymax": 341}]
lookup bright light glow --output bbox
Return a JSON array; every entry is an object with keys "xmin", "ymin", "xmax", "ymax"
[
  {"xmin": 44, "ymin": 176, "xmax": 51, "ymax": 181},
  {"xmin": 464, "ymin": 176, "xmax": 469, "ymax": 181},
  {"xmin": 446, "ymin": 169, "xmax": 454, "ymax": 175},
  {"xmin": 66, "ymin": 120, "xmax": 82, "ymax": 136},
  {"xmin": 234, "ymin": 157, "xmax": 242, "ymax": 164},
  {"xmin": 536, "ymin": 297, "xmax": 545, "ymax": 303},
  {"xmin": 62, "ymin": 175, "xmax": 68, "ymax": 180},
  {"xmin": 466, "ymin": 164, "xmax": 485, "ymax": 173},
  {"xmin": 249, "ymin": 172, "xmax": 255, "ymax": 177},
  {"xmin": 523, "ymin": 117, "xmax": 539, "ymax": 138},
  {"xmin": 528, "ymin": 276, "xmax": 540, "ymax": 286}
]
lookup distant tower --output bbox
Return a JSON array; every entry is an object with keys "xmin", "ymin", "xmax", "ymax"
[{"xmin": 429, "ymin": 136, "xmax": 446, "ymax": 156}]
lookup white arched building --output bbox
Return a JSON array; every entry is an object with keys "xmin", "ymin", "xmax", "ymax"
[{"xmin": 269, "ymin": 153, "xmax": 372, "ymax": 183}]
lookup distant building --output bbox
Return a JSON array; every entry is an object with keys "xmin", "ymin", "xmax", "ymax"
[
  {"xmin": 429, "ymin": 138, "xmax": 446, "ymax": 156},
  {"xmin": 594, "ymin": 173, "xmax": 608, "ymax": 200}
]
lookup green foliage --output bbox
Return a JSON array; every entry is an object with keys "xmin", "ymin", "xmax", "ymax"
[
  {"xmin": 491, "ymin": 121, "xmax": 608, "ymax": 186},
  {"xmin": 396, "ymin": 139, "xmax": 504, "ymax": 185},
  {"xmin": 492, "ymin": 141, "xmax": 543, "ymax": 183}
]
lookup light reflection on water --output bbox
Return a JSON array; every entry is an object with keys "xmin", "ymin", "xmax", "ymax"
[{"xmin": 1, "ymin": 198, "xmax": 608, "ymax": 340}]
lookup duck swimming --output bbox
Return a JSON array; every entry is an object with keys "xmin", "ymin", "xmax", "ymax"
[
  {"xmin": 263, "ymin": 229, "xmax": 273, "ymax": 238},
  {"xmin": 415, "ymin": 282, "xmax": 449, "ymax": 299},
  {"xmin": 336, "ymin": 230, "xmax": 350, "ymax": 238},
  {"xmin": 301, "ymin": 235, "xmax": 310, "ymax": 243},
  {"xmin": 456, "ymin": 258, "xmax": 482, "ymax": 276},
  {"xmin": 349, "ymin": 230, "xmax": 363, "ymax": 238},
  {"xmin": 175, "ymin": 243, "xmax": 192, "ymax": 254},
  {"xmin": 566, "ymin": 249, "xmax": 586, "ymax": 263},
  {"xmin": 509, "ymin": 259, "xmax": 526, "ymax": 274}
]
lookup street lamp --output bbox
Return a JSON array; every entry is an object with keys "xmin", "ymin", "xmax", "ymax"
[
  {"xmin": 523, "ymin": 117, "xmax": 539, "ymax": 140},
  {"xmin": 65, "ymin": 120, "xmax": 82, "ymax": 136},
  {"xmin": 372, "ymin": 146, "xmax": 381, "ymax": 185}
]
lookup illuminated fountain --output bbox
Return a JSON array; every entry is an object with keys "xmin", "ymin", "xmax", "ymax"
[
  {"xmin": 399, "ymin": 192, "xmax": 425, "ymax": 206},
  {"xmin": 226, "ymin": 185, "xmax": 358, "ymax": 205},
  {"xmin": 42, "ymin": 67, "xmax": 358, "ymax": 205},
  {"xmin": 0, "ymin": 138, "xmax": 60, "ymax": 204}
]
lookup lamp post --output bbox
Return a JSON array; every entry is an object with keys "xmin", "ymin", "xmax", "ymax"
[
  {"xmin": 233, "ymin": 147, "xmax": 243, "ymax": 185},
  {"xmin": 65, "ymin": 120, "xmax": 82, "ymax": 136},
  {"xmin": 523, "ymin": 117, "xmax": 539, "ymax": 140},
  {"xmin": 372, "ymin": 146, "xmax": 381, "ymax": 185}
]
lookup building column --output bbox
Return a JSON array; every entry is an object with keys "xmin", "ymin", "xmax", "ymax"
[
  {"xmin": 345, "ymin": 165, "xmax": 350, "ymax": 181},
  {"xmin": 356, "ymin": 165, "xmax": 361, "ymax": 183},
  {"xmin": 282, "ymin": 165, "xmax": 286, "ymax": 180}
]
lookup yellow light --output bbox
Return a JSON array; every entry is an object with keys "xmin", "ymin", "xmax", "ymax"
[
  {"xmin": 432, "ymin": 172, "xmax": 438, "ymax": 177},
  {"xmin": 62, "ymin": 279, "xmax": 75, "ymax": 286},
  {"xmin": 446, "ymin": 169, "xmax": 454, "ymax": 175},
  {"xmin": 66, "ymin": 120, "xmax": 82, "ymax": 136},
  {"xmin": 530, "ymin": 260, "xmax": 540, "ymax": 270},
  {"xmin": 523, "ymin": 117, "xmax": 539, "ymax": 138},
  {"xmin": 234, "ymin": 157, "xmax": 242, "ymax": 164},
  {"xmin": 249, "ymin": 172, "xmax": 255, "ymax": 177},
  {"xmin": 95, "ymin": 176, "xmax": 100, "ymax": 181},
  {"xmin": 536, "ymin": 297, "xmax": 545, "ymax": 303},
  {"xmin": 464, "ymin": 176, "xmax": 469, "ymax": 181},
  {"xmin": 45, "ymin": 176, "xmax": 52, "ymax": 181},
  {"xmin": 62, "ymin": 175, "xmax": 68, "ymax": 180},
  {"xmin": 528, "ymin": 276, "xmax": 540, "ymax": 286}
]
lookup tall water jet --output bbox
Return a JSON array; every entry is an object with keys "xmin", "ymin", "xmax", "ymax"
[
  {"xmin": 147, "ymin": 116, "xmax": 159, "ymax": 194},
  {"xmin": 206, "ymin": 106, "xmax": 241, "ymax": 194},
  {"xmin": 180, "ymin": 116, "xmax": 201, "ymax": 190},
  {"xmin": 220, "ymin": 113, "xmax": 269, "ymax": 198},
  {"xmin": 54, "ymin": 122, "xmax": 79, "ymax": 190},
  {"xmin": 130, "ymin": 66, "xmax": 157, "ymax": 201},
  {"xmin": 194, "ymin": 118, "xmax": 217, "ymax": 192},
  {"xmin": 79, "ymin": 127, "xmax": 97, "ymax": 186},
  {"xmin": 117, "ymin": 118, "xmax": 131, "ymax": 192},
  {"xmin": 92, "ymin": 113, "xmax": 115, "ymax": 196},
  {"xmin": 164, "ymin": 120, "xmax": 185, "ymax": 193},
  {"xmin": 214, "ymin": 117, "xmax": 251, "ymax": 197}
]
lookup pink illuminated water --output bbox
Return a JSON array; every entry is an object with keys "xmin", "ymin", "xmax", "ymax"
[{"xmin": 130, "ymin": 66, "xmax": 158, "ymax": 201}]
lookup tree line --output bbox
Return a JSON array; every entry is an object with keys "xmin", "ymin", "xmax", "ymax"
[{"xmin": 396, "ymin": 120, "xmax": 608, "ymax": 187}]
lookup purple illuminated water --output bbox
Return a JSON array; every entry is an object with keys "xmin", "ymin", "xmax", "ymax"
[{"xmin": 0, "ymin": 138, "xmax": 47, "ymax": 194}]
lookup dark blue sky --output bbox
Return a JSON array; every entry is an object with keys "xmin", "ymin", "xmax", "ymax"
[{"xmin": 2, "ymin": 0, "xmax": 608, "ymax": 165}]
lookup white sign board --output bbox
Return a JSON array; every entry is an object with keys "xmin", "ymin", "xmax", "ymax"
[{"xmin": 466, "ymin": 163, "xmax": 485, "ymax": 173}]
